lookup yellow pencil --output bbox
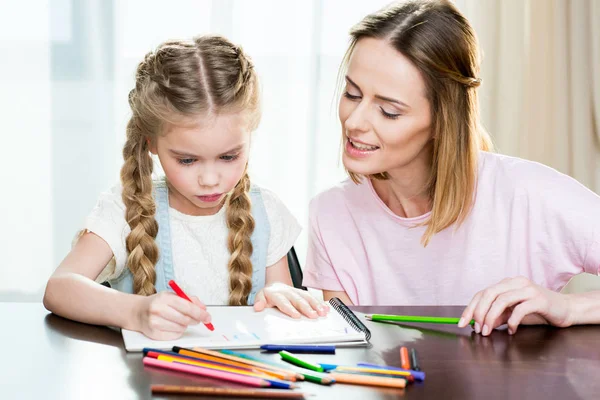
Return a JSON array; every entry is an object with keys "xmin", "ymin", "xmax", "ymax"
[
  {"xmin": 328, "ymin": 372, "xmax": 407, "ymax": 388},
  {"xmin": 334, "ymin": 366, "xmax": 412, "ymax": 378}
]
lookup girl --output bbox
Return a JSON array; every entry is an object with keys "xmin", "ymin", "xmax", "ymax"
[
  {"xmin": 44, "ymin": 35, "xmax": 328, "ymax": 341},
  {"xmin": 303, "ymin": 0, "xmax": 600, "ymax": 336}
]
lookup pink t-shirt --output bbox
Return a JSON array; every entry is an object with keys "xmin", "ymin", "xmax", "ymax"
[{"xmin": 303, "ymin": 152, "xmax": 600, "ymax": 305}]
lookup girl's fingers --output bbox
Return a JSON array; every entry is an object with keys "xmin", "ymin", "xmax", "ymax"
[
  {"xmin": 507, "ymin": 300, "xmax": 542, "ymax": 334},
  {"xmin": 269, "ymin": 292, "xmax": 302, "ymax": 319},
  {"xmin": 190, "ymin": 296, "xmax": 207, "ymax": 310},
  {"xmin": 167, "ymin": 296, "xmax": 211, "ymax": 324},
  {"xmin": 287, "ymin": 293, "xmax": 319, "ymax": 319},
  {"xmin": 296, "ymin": 291, "xmax": 329, "ymax": 316}
]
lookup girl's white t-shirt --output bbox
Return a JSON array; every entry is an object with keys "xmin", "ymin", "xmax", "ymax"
[{"xmin": 84, "ymin": 184, "xmax": 301, "ymax": 305}]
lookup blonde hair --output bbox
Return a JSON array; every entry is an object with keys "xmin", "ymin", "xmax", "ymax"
[
  {"xmin": 339, "ymin": 0, "xmax": 493, "ymax": 246},
  {"xmin": 122, "ymin": 35, "xmax": 260, "ymax": 304}
]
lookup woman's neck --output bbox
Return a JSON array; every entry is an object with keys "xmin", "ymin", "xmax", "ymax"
[{"xmin": 371, "ymin": 149, "xmax": 433, "ymax": 218}]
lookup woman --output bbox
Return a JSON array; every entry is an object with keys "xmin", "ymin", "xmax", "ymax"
[{"xmin": 303, "ymin": 0, "xmax": 600, "ymax": 336}]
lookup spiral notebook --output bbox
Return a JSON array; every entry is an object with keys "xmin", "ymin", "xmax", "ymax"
[{"xmin": 122, "ymin": 298, "xmax": 371, "ymax": 352}]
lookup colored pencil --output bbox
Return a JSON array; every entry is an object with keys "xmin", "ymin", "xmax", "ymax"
[
  {"xmin": 330, "ymin": 369, "xmax": 409, "ymax": 381},
  {"xmin": 356, "ymin": 363, "xmax": 426, "ymax": 381},
  {"xmin": 400, "ymin": 347, "xmax": 411, "ymax": 370},
  {"xmin": 261, "ymin": 345, "xmax": 335, "ymax": 354},
  {"xmin": 279, "ymin": 351, "xmax": 324, "ymax": 372},
  {"xmin": 298, "ymin": 370, "xmax": 335, "ymax": 385},
  {"xmin": 333, "ymin": 366, "xmax": 412, "ymax": 380},
  {"xmin": 151, "ymin": 385, "xmax": 308, "ymax": 398},
  {"xmin": 220, "ymin": 349, "xmax": 286, "ymax": 368},
  {"xmin": 410, "ymin": 348, "xmax": 421, "ymax": 371},
  {"xmin": 184, "ymin": 347, "xmax": 303, "ymax": 381},
  {"xmin": 145, "ymin": 350, "xmax": 256, "ymax": 373},
  {"xmin": 172, "ymin": 348, "xmax": 292, "ymax": 381},
  {"xmin": 153, "ymin": 354, "xmax": 291, "ymax": 386},
  {"xmin": 168, "ymin": 280, "xmax": 214, "ymax": 331},
  {"xmin": 365, "ymin": 314, "xmax": 474, "ymax": 325},
  {"xmin": 328, "ymin": 372, "xmax": 406, "ymax": 388},
  {"xmin": 143, "ymin": 357, "xmax": 271, "ymax": 387}
]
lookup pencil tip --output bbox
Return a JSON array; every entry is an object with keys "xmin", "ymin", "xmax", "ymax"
[{"xmin": 365, "ymin": 315, "xmax": 372, "ymax": 320}]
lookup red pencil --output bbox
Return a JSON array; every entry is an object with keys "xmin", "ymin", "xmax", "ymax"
[{"xmin": 168, "ymin": 279, "xmax": 215, "ymax": 331}]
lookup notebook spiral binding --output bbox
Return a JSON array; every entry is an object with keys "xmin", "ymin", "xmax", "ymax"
[{"xmin": 328, "ymin": 297, "xmax": 372, "ymax": 341}]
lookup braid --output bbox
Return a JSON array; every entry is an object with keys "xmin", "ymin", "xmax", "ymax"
[
  {"xmin": 120, "ymin": 116, "xmax": 159, "ymax": 296},
  {"xmin": 225, "ymin": 170, "xmax": 255, "ymax": 305}
]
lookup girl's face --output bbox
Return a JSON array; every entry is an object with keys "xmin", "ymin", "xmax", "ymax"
[
  {"xmin": 339, "ymin": 37, "xmax": 433, "ymax": 177},
  {"xmin": 150, "ymin": 113, "xmax": 251, "ymax": 216}
]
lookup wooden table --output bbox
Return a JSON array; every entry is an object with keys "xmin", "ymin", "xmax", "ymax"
[{"xmin": 3, "ymin": 303, "xmax": 600, "ymax": 399}]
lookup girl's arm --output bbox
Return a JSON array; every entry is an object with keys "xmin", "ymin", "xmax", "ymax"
[{"xmin": 43, "ymin": 232, "xmax": 209, "ymax": 339}]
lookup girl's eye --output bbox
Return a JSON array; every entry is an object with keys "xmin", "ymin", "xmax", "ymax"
[
  {"xmin": 220, "ymin": 154, "xmax": 239, "ymax": 162},
  {"xmin": 343, "ymin": 91, "xmax": 361, "ymax": 101},
  {"xmin": 177, "ymin": 158, "xmax": 195, "ymax": 166}
]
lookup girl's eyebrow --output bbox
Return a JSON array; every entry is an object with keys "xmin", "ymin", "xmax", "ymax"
[{"xmin": 168, "ymin": 144, "xmax": 244, "ymax": 158}]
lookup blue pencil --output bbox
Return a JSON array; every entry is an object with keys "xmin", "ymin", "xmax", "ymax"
[
  {"xmin": 356, "ymin": 362, "xmax": 426, "ymax": 381},
  {"xmin": 260, "ymin": 344, "xmax": 336, "ymax": 354}
]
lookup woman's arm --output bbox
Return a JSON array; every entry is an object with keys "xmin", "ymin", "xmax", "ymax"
[{"xmin": 323, "ymin": 290, "xmax": 354, "ymax": 305}]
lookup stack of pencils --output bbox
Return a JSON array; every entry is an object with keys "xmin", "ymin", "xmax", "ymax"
[{"xmin": 143, "ymin": 345, "xmax": 425, "ymax": 396}]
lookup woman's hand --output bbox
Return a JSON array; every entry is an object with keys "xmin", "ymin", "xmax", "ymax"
[
  {"xmin": 135, "ymin": 291, "xmax": 212, "ymax": 340},
  {"xmin": 458, "ymin": 276, "xmax": 574, "ymax": 335},
  {"xmin": 253, "ymin": 282, "xmax": 330, "ymax": 319}
]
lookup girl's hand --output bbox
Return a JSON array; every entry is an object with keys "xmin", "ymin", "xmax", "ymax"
[
  {"xmin": 253, "ymin": 282, "xmax": 330, "ymax": 319},
  {"xmin": 135, "ymin": 291, "xmax": 211, "ymax": 340},
  {"xmin": 458, "ymin": 276, "xmax": 574, "ymax": 335}
]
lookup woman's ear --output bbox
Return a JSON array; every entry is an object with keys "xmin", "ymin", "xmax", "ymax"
[{"xmin": 147, "ymin": 137, "xmax": 158, "ymax": 155}]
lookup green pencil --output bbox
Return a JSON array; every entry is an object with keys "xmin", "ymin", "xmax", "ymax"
[
  {"xmin": 365, "ymin": 314, "xmax": 475, "ymax": 325},
  {"xmin": 279, "ymin": 351, "xmax": 324, "ymax": 372},
  {"xmin": 300, "ymin": 370, "xmax": 335, "ymax": 385}
]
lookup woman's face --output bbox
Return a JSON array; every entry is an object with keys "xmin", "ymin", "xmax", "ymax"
[{"xmin": 339, "ymin": 37, "xmax": 433, "ymax": 177}]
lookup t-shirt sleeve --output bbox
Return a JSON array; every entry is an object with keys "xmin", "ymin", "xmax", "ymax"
[
  {"xmin": 302, "ymin": 195, "xmax": 345, "ymax": 291},
  {"xmin": 83, "ymin": 184, "xmax": 130, "ymax": 282},
  {"xmin": 531, "ymin": 166, "xmax": 600, "ymax": 276},
  {"xmin": 261, "ymin": 188, "xmax": 302, "ymax": 267}
]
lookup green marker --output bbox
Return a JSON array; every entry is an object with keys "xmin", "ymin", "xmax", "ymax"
[
  {"xmin": 279, "ymin": 351, "xmax": 324, "ymax": 372},
  {"xmin": 366, "ymin": 314, "xmax": 475, "ymax": 325}
]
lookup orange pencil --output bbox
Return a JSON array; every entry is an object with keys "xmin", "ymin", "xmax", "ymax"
[
  {"xmin": 180, "ymin": 347, "xmax": 303, "ymax": 381},
  {"xmin": 328, "ymin": 372, "xmax": 407, "ymax": 388},
  {"xmin": 154, "ymin": 354, "xmax": 281, "ymax": 381},
  {"xmin": 151, "ymin": 385, "xmax": 308, "ymax": 398},
  {"xmin": 173, "ymin": 347, "xmax": 296, "ymax": 382},
  {"xmin": 172, "ymin": 348, "xmax": 291, "ymax": 381},
  {"xmin": 400, "ymin": 346, "xmax": 411, "ymax": 370}
]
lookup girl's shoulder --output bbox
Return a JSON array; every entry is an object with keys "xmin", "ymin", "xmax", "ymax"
[{"xmin": 249, "ymin": 183, "xmax": 293, "ymax": 215}]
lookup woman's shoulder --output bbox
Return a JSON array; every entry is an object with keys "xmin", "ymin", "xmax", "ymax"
[
  {"xmin": 310, "ymin": 178, "xmax": 369, "ymax": 214},
  {"xmin": 479, "ymin": 151, "xmax": 568, "ymax": 184},
  {"xmin": 478, "ymin": 151, "xmax": 597, "ymax": 200}
]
